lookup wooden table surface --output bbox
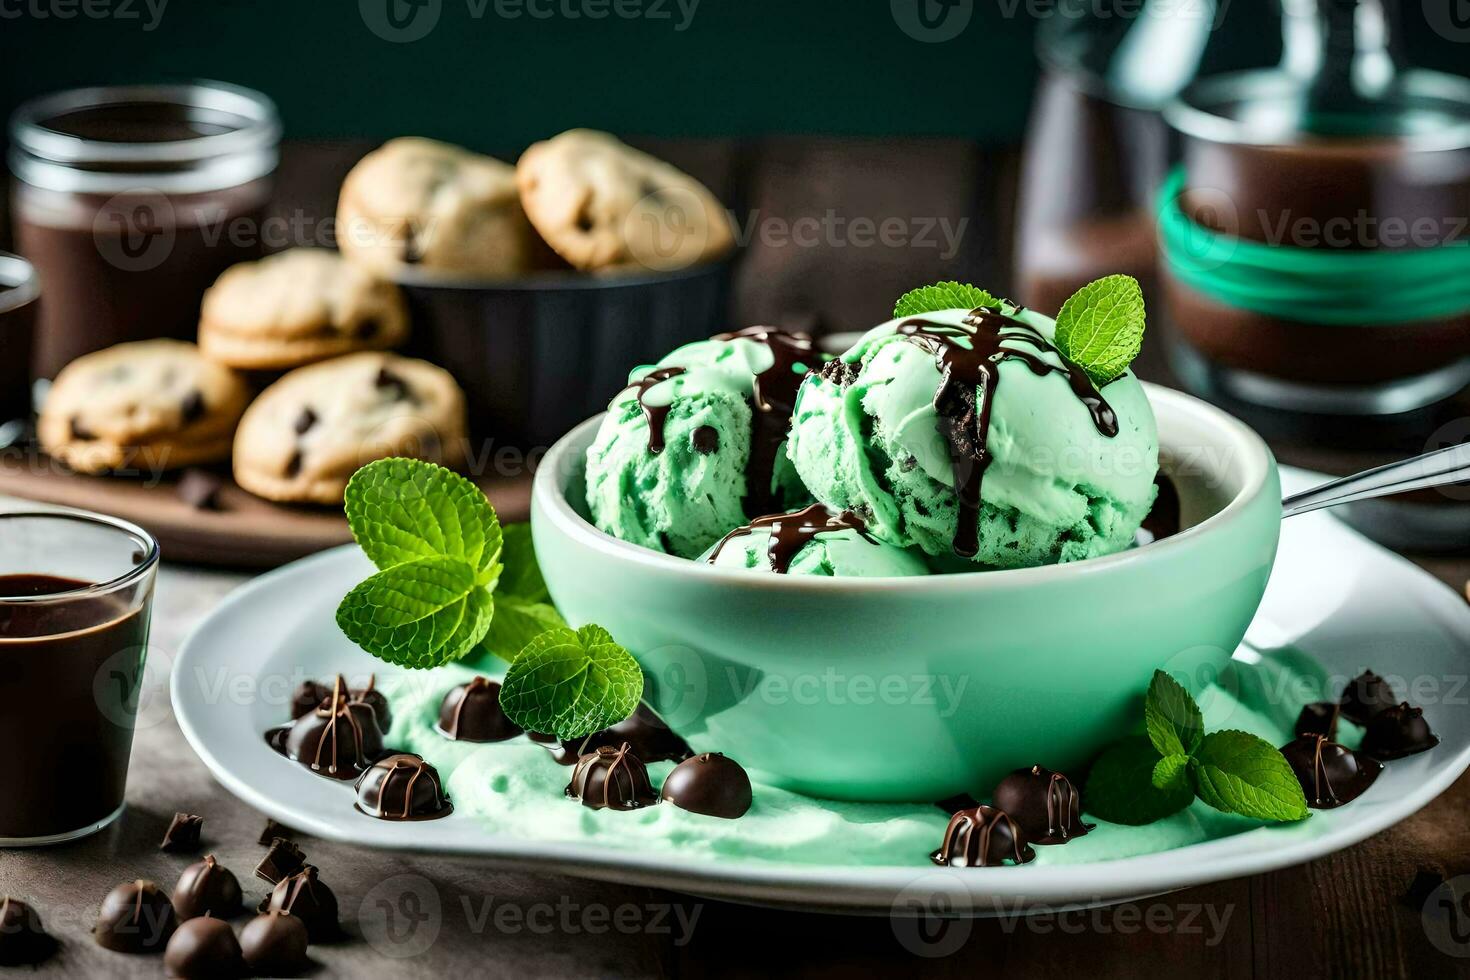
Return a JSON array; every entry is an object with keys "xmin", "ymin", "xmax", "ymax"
[{"xmin": 3, "ymin": 140, "xmax": 1470, "ymax": 978}]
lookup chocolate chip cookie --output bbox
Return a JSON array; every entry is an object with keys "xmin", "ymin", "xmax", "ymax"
[
  {"xmin": 337, "ymin": 137, "xmax": 550, "ymax": 280},
  {"xmin": 38, "ymin": 339, "xmax": 251, "ymax": 474},
  {"xmin": 199, "ymin": 248, "xmax": 409, "ymax": 370},
  {"xmin": 233, "ymin": 352, "xmax": 467, "ymax": 504},
  {"xmin": 516, "ymin": 129, "xmax": 734, "ymax": 272}
]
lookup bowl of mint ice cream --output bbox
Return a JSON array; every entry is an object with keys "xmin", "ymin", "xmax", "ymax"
[{"xmin": 531, "ymin": 279, "xmax": 1282, "ymax": 801}]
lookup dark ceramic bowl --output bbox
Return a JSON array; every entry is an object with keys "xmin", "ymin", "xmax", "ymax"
[{"xmin": 396, "ymin": 258, "xmax": 734, "ymax": 451}]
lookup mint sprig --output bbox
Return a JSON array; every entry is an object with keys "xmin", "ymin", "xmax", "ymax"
[
  {"xmin": 893, "ymin": 281, "xmax": 1004, "ymax": 319},
  {"xmin": 499, "ymin": 625, "xmax": 643, "ymax": 739},
  {"xmin": 335, "ymin": 458, "xmax": 639, "ymax": 741},
  {"xmin": 1085, "ymin": 670, "xmax": 1309, "ymax": 825},
  {"xmin": 1054, "ymin": 274, "xmax": 1146, "ymax": 387}
]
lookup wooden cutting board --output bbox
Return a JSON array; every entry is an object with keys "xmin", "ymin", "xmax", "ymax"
[{"xmin": 0, "ymin": 450, "xmax": 533, "ymax": 568}]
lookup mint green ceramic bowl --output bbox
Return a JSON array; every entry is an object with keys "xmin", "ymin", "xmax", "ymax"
[{"xmin": 531, "ymin": 383, "xmax": 1282, "ymax": 803}]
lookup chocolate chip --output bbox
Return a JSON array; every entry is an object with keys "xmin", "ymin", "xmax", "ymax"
[
  {"xmin": 69, "ymin": 416, "xmax": 96, "ymax": 440},
  {"xmin": 254, "ymin": 838, "xmax": 306, "ymax": 886},
  {"xmin": 293, "ymin": 407, "xmax": 318, "ymax": 436},
  {"xmin": 692, "ymin": 426, "xmax": 719, "ymax": 454},
  {"xmin": 284, "ymin": 450, "xmax": 302, "ymax": 478},
  {"xmin": 374, "ymin": 367, "xmax": 411, "ymax": 401},
  {"xmin": 176, "ymin": 470, "xmax": 225, "ymax": 512},
  {"xmin": 160, "ymin": 812, "xmax": 204, "ymax": 853},
  {"xmin": 257, "ymin": 819, "xmax": 289, "ymax": 848},
  {"xmin": 180, "ymin": 389, "xmax": 206, "ymax": 426}
]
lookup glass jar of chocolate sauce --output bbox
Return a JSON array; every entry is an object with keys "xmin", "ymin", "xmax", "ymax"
[
  {"xmin": 8, "ymin": 82, "xmax": 279, "ymax": 379},
  {"xmin": 1160, "ymin": 0, "xmax": 1470, "ymax": 422},
  {"xmin": 0, "ymin": 512, "xmax": 159, "ymax": 846}
]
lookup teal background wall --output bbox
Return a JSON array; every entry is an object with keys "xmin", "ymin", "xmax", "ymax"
[{"xmin": 0, "ymin": 1, "xmax": 1464, "ymax": 150}]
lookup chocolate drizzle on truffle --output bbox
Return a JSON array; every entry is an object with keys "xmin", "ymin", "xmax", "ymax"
[
  {"xmin": 930, "ymin": 805, "xmax": 1035, "ymax": 867},
  {"xmin": 895, "ymin": 309, "xmax": 1119, "ymax": 558},
  {"xmin": 707, "ymin": 503, "xmax": 877, "ymax": 574},
  {"xmin": 1280, "ymin": 734, "xmax": 1383, "ymax": 808},
  {"xmin": 565, "ymin": 743, "xmax": 659, "ymax": 811},
  {"xmin": 991, "ymin": 765, "xmax": 1093, "ymax": 845},
  {"xmin": 354, "ymin": 753, "xmax": 453, "ymax": 821},
  {"xmin": 93, "ymin": 879, "xmax": 176, "ymax": 953},
  {"xmin": 630, "ymin": 366, "xmax": 686, "ymax": 455},
  {"xmin": 282, "ymin": 676, "xmax": 385, "ymax": 780},
  {"xmin": 171, "ymin": 855, "xmax": 244, "ymax": 921},
  {"xmin": 714, "ymin": 326, "xmax": 817, "ymax": 514},
  {"xmin": 265, "ymin": 867, "xmax": 338, "ymax": 942}
]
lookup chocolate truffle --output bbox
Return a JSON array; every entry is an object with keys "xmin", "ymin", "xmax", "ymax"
[
  {"xmin": 1360, "ymin": 702, "xmax": 1440, "ymax": 759},
  {"xmin": 0, "ymin": 897, "xmax": 52, "ymax": 966},
  {"xmin": 436, "ymin": 677, "xmax": 522, "ymax": 742},
  {"xmin": 566, "ymin": 743, "xmax": 659, "ymax": 811},
  {"xmin": 172, "ymin": 855, "xmax": 244, "ymax": 921},
  {"xmin": 163, "ymin": 915, "xmax": 244, "ymax": 979},
  {"xmin": 284, "ymin": 678, "xmax": 385, "ymax": 780},
  {"xmin": 94, "ymin": 879, "xmax": 177, "ymax": 953},
  {"xmin": 240, "ymin": 911, "xmax": 310, "ymax": 976},
  {"xmin": 1339, "ymin": 670, "xmax": 1398, "ymax": 725},
  {"xmin": 1280, "ymin": 735, "xmax": 1383, "ymax": 808},
  {"xmin": 289, "ymin": 680, "xmax": 332, "ymax": 720},
  {"xmin": 660, "ymin": 753, "xmax": 753, "ymax": 818},
  {"xmin": 990, "ymin": 765, "xmax": 1093, "ymax": 845},
  {"xmin": 354, "ymin": 753, "xmax": 453, "ymax": 820},
  {"xmin": 160, "ymin": 812, "xmax": 204, "ymax": 853},
  {"xmin": 576, "ymin": 704, "xmax": 692, "ymax": 764},
  {"xmin": 931, "ymin": 805, "xmax": 1035, "ymax": 867},
  {"xmin": 1294, "ymin": 702, "xmax": 1341, "ymax": 740},
  {"xmin": 265, "ymin": 867, "xmax": 339, "ymax": 942},
  {"xmin": 255, "ymin": 838, "xmax": 307, "ymax": 886}
]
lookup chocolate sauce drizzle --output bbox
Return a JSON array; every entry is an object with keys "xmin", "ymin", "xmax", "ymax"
[
  {"xmin": 715, "ymin": 327, "xmax": 816, "ymax": 514},
  {"xmin": 626, "ymin": 328, "xmax": 814, "ymax": 513},
  {"xmin": 630, "ymin": 367, "xmax": 686, "ymax": 455},
  {"xmin": 895, "ymin": 309, "xmax": 1119, "ymax": 558},
  {"xmin": 706, "ymin": 503, "xmax": 876, "ymax": 574}
]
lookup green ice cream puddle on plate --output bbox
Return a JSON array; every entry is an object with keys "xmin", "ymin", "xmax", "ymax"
[{"xmin": 379, "ymin": 650, "xmax": 1314, "ymax": 868}]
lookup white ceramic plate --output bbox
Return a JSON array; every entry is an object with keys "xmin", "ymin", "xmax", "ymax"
[{"xmin": 172, "ymin": 469, "xmax": 1470, "ymax": 915}]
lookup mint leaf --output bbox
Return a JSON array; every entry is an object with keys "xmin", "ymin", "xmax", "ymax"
[
  {"xmin": 1084, "ymin": 736, "xmax": 1194, "ymax": 826},
  {"xmin": 1152, "ymin": 753, "xmax": 1190, "ymax": 792},
  {"xmin": 345, "ymin": 458, "xmax": 502, "ymax": 584},
  {"xmin": 336, "ymin": 555, "xmax": 494, "ymax": 669},
  {"xmin": 498, "ymin": 523, "xmax": 549, "ymax": 603},
  {"xmin": 893, "ymin": 282, "xmax": 1004, "ymax": 319},
  {"xmin": 475, "ymin": 595, "xmax": 567, "ymax": 662},
  {"xmin": 1054, "ymin": 274, "xmax": 1146, "ymax": 387},
  {"xmin": 498, "ymin": 624, "xmax": 643, "ymax": 739},
  {"xmin": 1145, "ymin": 669, "xmax": 1204, "ymax": 758},
  {"xmin": 1189, "ymin": 730, "xmax": 1310, "ymax": 822}
]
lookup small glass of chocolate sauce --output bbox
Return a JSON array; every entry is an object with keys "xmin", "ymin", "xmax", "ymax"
[
  {"xmin": 9, "ymin": 83, "xmax": 279, "ymax": 379},
  {"xmin": 0, "ymin": 511, "xmax": 159, "ymax": 846}
]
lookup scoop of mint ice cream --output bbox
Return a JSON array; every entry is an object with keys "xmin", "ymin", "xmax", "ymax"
[
  {"xmin": 786, "ymin": 307, "xmax": 1158, "ymax": 568},
  {"xmin": 584, "ymin": 333, "xmax": 810, "ymax": 559}
]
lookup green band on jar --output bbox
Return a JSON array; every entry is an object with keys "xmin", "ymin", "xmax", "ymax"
[{"xmin": 1157, "ymin": 167, "xmax": 1470, "ymax": 326}]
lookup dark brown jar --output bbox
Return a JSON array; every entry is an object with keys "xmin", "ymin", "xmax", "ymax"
[{"xmin": 9, "ymin": 83, "xmax": 279, "ymax": 379}]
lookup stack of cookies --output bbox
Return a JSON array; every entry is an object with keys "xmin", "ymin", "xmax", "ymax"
[
  {"xmin": 36, "ymin": 128, "xmax": 734, "ymax": 508},
  {"xmin": 39, "ymin": 249, "xmax": 466, "ymax": 506}
]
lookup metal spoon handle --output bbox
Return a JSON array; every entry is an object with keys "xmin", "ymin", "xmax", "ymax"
[{"xmin": 1282, "ymin": 442, "xmax": 1470, "ymax": 518}]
